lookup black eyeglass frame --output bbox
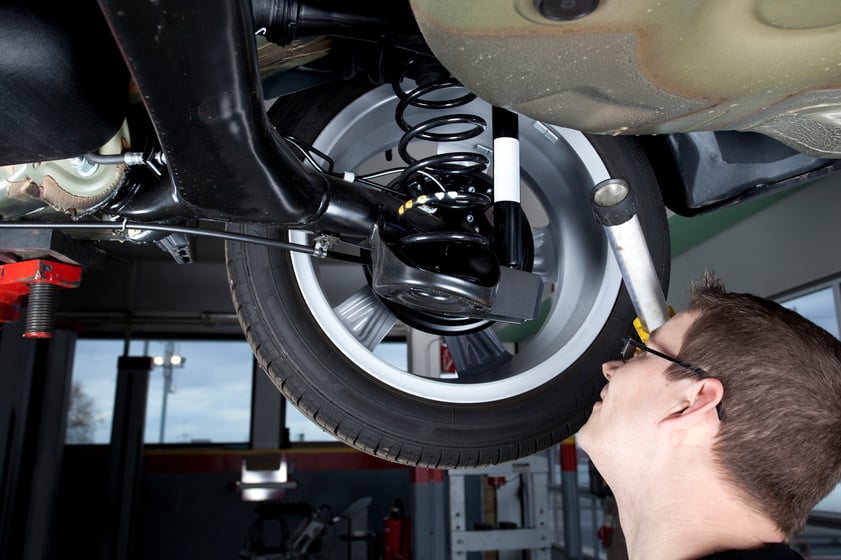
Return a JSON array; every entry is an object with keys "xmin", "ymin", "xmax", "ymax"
[{"xmin": 620, "ymin": 336, "xmax": 708, "ymax": 378}]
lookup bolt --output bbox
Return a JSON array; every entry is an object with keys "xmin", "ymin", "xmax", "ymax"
[
  {"xmin": 69, "ymin": 156, "xmax": 99, "ymax": 177},
  {"xmin": 475, "ymin": 143, "xmax": 493, "ymax": 156},
  {"xmin": 466, "ymin": 214, "xmax": 474, "ymax": 223},
  {"xmin": 534, "ymin": 0, "xmax": 599, "ymax": 21}
]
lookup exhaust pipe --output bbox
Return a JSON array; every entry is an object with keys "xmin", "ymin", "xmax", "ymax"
[{"xmin": 590, "ymin": 178, "xmax": 669, "ymax": 334}]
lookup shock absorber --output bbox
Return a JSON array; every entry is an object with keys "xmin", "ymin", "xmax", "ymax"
[{"xmin": 492, "ymin": 106, "xmax": 529, "ymax": 270}]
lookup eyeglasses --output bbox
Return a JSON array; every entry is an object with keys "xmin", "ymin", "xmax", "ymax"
[
  {"xmin": 620, "ymin": 336, "xmax": 708, "ymax": 378},
  {"xmin": 620, "ymin": 336, "xmax": 723, "ymax": 420}
]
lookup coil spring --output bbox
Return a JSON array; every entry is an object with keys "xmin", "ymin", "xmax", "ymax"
[{"xmin": 391, "ymin": 73, "xmax": 489, "ymax": 201}]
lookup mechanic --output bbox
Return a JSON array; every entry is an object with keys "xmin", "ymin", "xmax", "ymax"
[{"xmin": 577, "ymin": 274, "xmax": 841, "ymax": 560}]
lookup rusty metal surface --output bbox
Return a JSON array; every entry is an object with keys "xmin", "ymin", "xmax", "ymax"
[
  {"xmin": 256, "ymin": 36, "xmax": 333, "ymax": 76},
  {"xmin": 410, "ymin": 0, "xmax": 841, "ymax": 157}
]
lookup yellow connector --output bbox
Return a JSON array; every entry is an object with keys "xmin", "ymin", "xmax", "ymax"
[{"xmin": 632, "ymin": 306, "xmax": 675, "ymax": 344}]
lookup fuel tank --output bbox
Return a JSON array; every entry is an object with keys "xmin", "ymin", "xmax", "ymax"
[{"xmin": 410, "ymin": 0, "xmax": 841, "ymax": 157}]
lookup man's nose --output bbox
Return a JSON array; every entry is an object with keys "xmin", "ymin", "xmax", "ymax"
[{"xmin": 602, "ymin": 360, "xmax": 621, "ymax": 380}]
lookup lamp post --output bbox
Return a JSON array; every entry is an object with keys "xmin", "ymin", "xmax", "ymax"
[{"xmin": 152, "ymin": 340, "xmax": 186, "ymax": 443}]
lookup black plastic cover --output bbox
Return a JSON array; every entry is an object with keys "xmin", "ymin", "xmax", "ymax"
[
  {"xmin": 0, "ymin": 0, "xmax": 130, "ymax": 164},
  {"xmin": 645, "ymin": 131, "xmax": 838, "ymax": 216}
]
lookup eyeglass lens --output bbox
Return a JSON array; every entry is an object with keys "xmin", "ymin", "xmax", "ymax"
[{"xmin": 620, "ymin": 338, "xmax": 639, "ymax": 362}]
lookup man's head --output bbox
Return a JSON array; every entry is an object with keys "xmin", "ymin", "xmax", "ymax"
[
  {"xmin": 577, "ymin": 309, "xmax": 719, "ymax": 487},
  {"xmin": 580, "ymin": 274, "xmax": 841, "ymax": 538},
  {"xmin": 674, "ymin": 276, "xmax": 841, "ymax": 536}
]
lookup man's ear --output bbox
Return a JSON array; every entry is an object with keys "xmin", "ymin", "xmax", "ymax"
[{"xmin": 660, "ymin": 377, "xmax": 723, "ymax": 427}]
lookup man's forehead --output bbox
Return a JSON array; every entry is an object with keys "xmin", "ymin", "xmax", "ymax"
[{"xmin": 648, "ymin": 311, "xmax": 698, "ymax": 353}]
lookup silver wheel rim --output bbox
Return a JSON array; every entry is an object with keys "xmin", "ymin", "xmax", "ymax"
[{"xmin": 289, "ymin": 86, "xmax": 621, "ymax": 404}]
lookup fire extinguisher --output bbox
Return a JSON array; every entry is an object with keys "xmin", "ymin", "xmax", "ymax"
[{"xmin": 383, "ymin": 499, "xmax": 410, "ymax": 560}]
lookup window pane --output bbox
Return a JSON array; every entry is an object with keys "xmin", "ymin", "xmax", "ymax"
[
  {"xmin": 286, "ymin": 405, "xmax": 336, "ymax": 443},
  {"xmin": 374, "ymin": 341, "xmax": 408, "ymax": 370},
  {"xmin": 66, "ymin": 339, "xmax": 123, "ymax": 444},
  {"xmin": 815, "ymin": 489, "xmax": 841, "ymax": 512},
  {"xmin": 780, "ymin": 287, "xmax": 839, "ymax": 338},
  {"xmin": 142, "ymin": 339, "xmax": 253, "ymax": 444},
  {"xmin": 780, "ymin": 287, "xmax": 841, "ymax": 515},
  {"xmin": 67, "ymin": 338, "xmax": 254, "ymax": 445},
  {"xmin": 284, "ymin": 341, "xmax": 407, "ymax": 442}
]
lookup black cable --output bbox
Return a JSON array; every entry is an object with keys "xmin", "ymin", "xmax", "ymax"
[
  {"xmin": 282, "ymin": 135, "xmax": 409, "ymax": 199},
  {"xmin": 0, "ymin": 221, "xmax": 371, "ymax": 265},
  {"xmin": 355, "ymin": 176, "xmax": 407, "ymax": 198}
]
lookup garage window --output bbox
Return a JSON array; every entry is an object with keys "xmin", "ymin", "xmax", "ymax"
[
  {"xmin": 142, "ymin": 339, "xmax": 253, "ymax": 444},
  {"xmin": 67, "ymin": 338, "xmax": 407, "ymax": 445},
  {"xmin": 778, "ymin": 282, "xmax": 841, "ymax": 513},
  {"xmin": 779, "ymin": 286, "xmax": 839, "ymax": 338},
  {"xmin": 66, "ymin": 338, "xmax": 123, "ymax": 444},
  {"xmin": 66, "ymin": 338, "xmax": 254, "ymax": 445}
]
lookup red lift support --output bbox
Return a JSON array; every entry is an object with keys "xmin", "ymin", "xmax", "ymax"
[{"xmin": 0, "ymin": 259, "xmax": 82, "ymax": 338}]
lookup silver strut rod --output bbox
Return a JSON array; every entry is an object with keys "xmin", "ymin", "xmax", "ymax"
[{"xmin": 590, "ymin": 178, "xmax": 670, "ymax": 334}]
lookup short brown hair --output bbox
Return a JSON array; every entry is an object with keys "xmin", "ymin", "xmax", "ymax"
[{"xmin": 670, "ymin": 274, "xmax": 841, "ymax": 537}]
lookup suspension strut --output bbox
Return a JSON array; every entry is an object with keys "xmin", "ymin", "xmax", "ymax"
[
  {"xmin": 367, "ymin": 65, "xmax": 541, "ymax": 331},
  {"xmin": 390, "ymin": 64, "xmax": 532, "ymax": 269}
]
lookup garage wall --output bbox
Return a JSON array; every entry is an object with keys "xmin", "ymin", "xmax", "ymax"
[{"xmin": 668, "ymin": 174, "xmax": 841, "ymax": 311}]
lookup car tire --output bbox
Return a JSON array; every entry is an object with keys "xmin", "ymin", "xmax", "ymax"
[{"xmin": 225, "ymin": 80, "xmax": 669, "ymax": 467}]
